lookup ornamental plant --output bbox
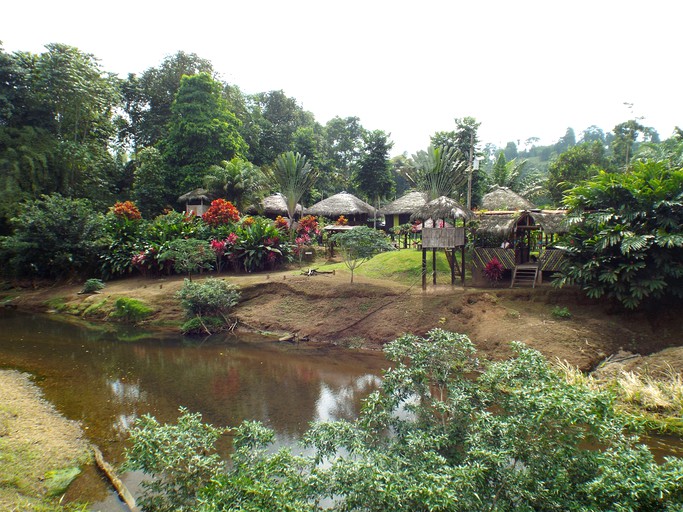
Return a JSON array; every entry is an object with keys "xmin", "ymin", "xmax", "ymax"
[
  {"xmin": 202, "ymin": 199, "xmax": 240, "ymax": 227},
  {"xmin": 110, "ymin": 200, "xmax": 142, "ymax": 220},
  {"xmin": 274, "ymin": 215, "xmax": 289, "ymax": 230},
  {"xmin": 330, "ymin": 226, "xmax": 393, "ymax": 283},
  {"xmin": 483, "ymin": 257, "xmax": 504, "ymax": 282},
  {"xmin": 297, "ymin": 215, "xmax": 320, "ymax": 236},
  {"xmin": 335, "ymin": 215, "xmax": 348, "ymax": 226},
  {"xmin": 176, "ymin": 278, "xmax": 241, "ymax": 334}
]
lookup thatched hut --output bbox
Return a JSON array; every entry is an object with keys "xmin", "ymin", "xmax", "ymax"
[
  {"xmin": 411, "ymin": 196, "xmax": 474, "ymax": 224},
  {"xmin": 379, "ymin": 191, "xmax": 428, "ymax": 230},
  {"xmin": 247, "ymin": 193, "xmax": 303, "ymax": 220},
  {"xmin": 481, "ymin": 186, "xmax": 535, "ymax": 211},
  {"xmin": 304, "ymin": 191, "xmax": 376, "ymax": 225},
  {"xmin": 178, "ymin": 188, "xmax": 211, "ymax": 216}
]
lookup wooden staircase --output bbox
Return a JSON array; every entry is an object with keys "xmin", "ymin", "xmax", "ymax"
[{"xmin": 511, "ymin": 264, "xmax": 539, "ymax": 288}]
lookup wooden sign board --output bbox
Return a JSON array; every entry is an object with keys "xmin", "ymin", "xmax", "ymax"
[{"xmin": 422, "ymin": 227, "xmax": 465, "ymax": 248}]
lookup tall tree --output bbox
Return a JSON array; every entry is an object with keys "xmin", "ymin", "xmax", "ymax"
[
  {"xmin": 163, "ymin": 72, "xmax": 247, "ymax": 195},
  {"xmin": 547, "ymin": 141, "xmax": 609, "ymax": 204},
  {"xmin": 131, "ymin": 147, "xmax": 170, "ymax": 217},
  {"xmin": 611, "ymin": 119, "xmax": 646, "ymax": 170},
  {"xmin": 202, "ymin": 157, "xmax": 266, "ymax": 211},
  {"xmin": 354, "ymin": 130, "xmax": 395, "ymax": 225},
  {"xmin": 324, "ymin": 116, "xmax": 367, "ymax": 191},
  {"xmin": 124, "ymin": 51, "xmax": 214, "ymax": 149}
]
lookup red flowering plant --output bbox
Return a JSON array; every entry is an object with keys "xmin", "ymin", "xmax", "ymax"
[
  {"xmin": 483, "ymin": 257, "xmax": 505, "ymax": 284},
  {"xmin": 336, "ymin": 215, "xmax": 348, "ymax": 226},
  {"xmin": 297, "ymin": 215, "xmax": 320, "ymax": 236},
  {"xmin": 274, "ymin": 215, "xmax": 289, "ymax": 230},
  {"xmin": 210, "ymin": 239, "xmax": 228, "ymax": 273},
  {"xmin": 111, "ymin": 201, "xmax": 142, "ymax": 220},
  {"xmin": 241, "ymin": 216, "xmax": 255, "ymax": 227},
  {"xmin": 202, "ymin": 199, "xmax": 240, "ymax": 227}
]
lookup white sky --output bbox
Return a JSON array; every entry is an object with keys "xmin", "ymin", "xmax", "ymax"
[{"xmin": 2, "ymin": 0, "xmax": 681, "ymax": 156}]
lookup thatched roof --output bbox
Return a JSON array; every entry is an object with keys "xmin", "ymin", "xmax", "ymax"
[
  {"xmin": 178, "ymin": 188, "xmax": 210, "ymax": 203},
  {"xmin": 475, "ymin": 210, "xmax": 568, "ymax": 235},
  {"xmin": 304, "ymin": 191, "xmax": 376, "ymax": 217},
  {"xmin": 481, "ymin": 186, "xmax": 535, "ymax": 211},
  {"xmin": 410, "ymin": 196, "xmax": 474, "ymax": 222},
  {"xmin": 379, "ymin": 191, "xmax": 428, "ymax": 215},
  {"xmin": 260, "ymin": 193, "xmax": 302, "ymax": 216}
]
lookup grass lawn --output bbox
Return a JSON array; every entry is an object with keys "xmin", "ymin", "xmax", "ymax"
[{"xmin": 315, "ymin": 248, "xmax": 464, "ymax": 285}]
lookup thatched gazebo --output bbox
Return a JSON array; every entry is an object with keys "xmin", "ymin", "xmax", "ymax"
[
  {"xmin": 379, "ymin": 191, "xmax": 428, "ymax": 230},
  {"xmin": 178, "ymin": 188, "xmax": 211, "ymax": 216},
  {"xmin": 481, "ymin": 186, "xmax": 535, "ymax": 211},
  {"xmin": 247, "ymin": 193, "xmax": 303, "ymax": 220},
  {"xmin": 304, "ymin": 191, "xmax": 376, "ymax": 225}
]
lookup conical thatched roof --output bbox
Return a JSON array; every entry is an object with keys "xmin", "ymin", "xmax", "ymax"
[
  {"xmin": 530, "ymin": 211, "xmax": 568, "ymax": 234},
  {"xmin": 475, "ymin": 212, "xmax": 519, "ymax": 236},
  {"xmin": 259, "ymin": 193, "xmax": 302, "ymax": 216},
  {"xmin": 178, "ymin": 188, "xmax": 211, "ymax": 203},
  {"xmin": 410, "ymin": 196, "xmax": 474, "ymax": 222},
  {"xmin": 481, "ymin": 186, "xmax": 535, "ymax": 211},
  {"xmin": 304, "ymin": 191, "xmax": 376, "ymax": 217},
  {"xmin": 379, "ymin": 191, "xmax": 428, "ymax": 215}
]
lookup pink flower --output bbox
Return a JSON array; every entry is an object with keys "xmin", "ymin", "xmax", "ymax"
[
  {"xmin": 226, "ymin": 233, "xmax": 239, "ymax": 245},
  {"xmin": 210, "ymin": 239, "xmax": 227, "ymax": 256}
]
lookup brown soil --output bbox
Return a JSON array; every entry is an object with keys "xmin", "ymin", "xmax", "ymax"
[
  {"xmin": 0, "ymin": 370, "xmax": 90, "ymax": 510},
  {"xmin": 5, "ymin": 268, "xmax": 682, "ymax": 372}
]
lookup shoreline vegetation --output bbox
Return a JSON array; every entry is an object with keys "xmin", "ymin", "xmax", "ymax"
[{"xmin": 0, "ymin": 370, "xmax": 90, "ymax": 511}]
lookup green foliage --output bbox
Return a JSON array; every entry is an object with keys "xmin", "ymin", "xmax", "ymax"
[
  {"xmin": 131, "ymin": 147, "xmax": 171, "ymax": 218},
  {"xmin": 235, "ymin": 216, "xmax": 290, "ymax": 272},
  {"xmin": 547, "ymin": 141, "xmax": 609, "ymax": 204},
  {"xmin": 126, "ymin": 408, "xmax": 225, "ymax": 512},
  {"xmin": 176, "ymin": 278, "xmax": 240, "ymax": 321},
  {"xmin": 159, "ymin": 238, "xmax": 213, "ymax": 279},
  {"xmin": 551, "ymin": 305, "xmax": 572, "ymax": 319},
  {"xmin": 127, "ymin": 330, "xmax": 683, "ymax": 511},
  {"xmin": 265, "ymin": 151, "xmax": 318, "ymax": 225},
  {"xmin": 99, "ymin": 205, "xmax": 146, "ymax": 279},
  {"xmin": 408, "ymin": 145, "xmax": 467, "ymax": 201},
  {"xmin": 0, "ymin": 194, "xmax": 103, "ymax": 279},
  {"xmin": 80, "ymin": 278, "xmax": 105, "ymax": 294},
  {"xmin": 202, "ymin": 157, "xmax": 266, "ymax": 212},
  {"xmin": 163, "ymin": 72, "xmax": 247, "ymax": 194},
  {"xmin": 331, "ymin": 227, "xmax": 393, "ymax": 283},
  {"xmin": 353, "ymin": 130, "xmax": 395, "ymax": 205},
  {"xmin": 111, "ymin": 297, "xmax": 153, "ymax": 323},
  {"xmin": 44, "ymin": 467, "xmax": 81, "ymax": 497},
  {"xmin": 554, "ymin": 161, "xmax": 683, "ymax": 309}
]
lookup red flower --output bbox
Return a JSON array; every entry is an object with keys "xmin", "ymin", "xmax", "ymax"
[
  {"xmin": 111, "ymin": 201, "xmax": 141, "ymax": 220},
  {"xmin": 202, "ymin": 199, "xmax": 240, "ymax": 227}
]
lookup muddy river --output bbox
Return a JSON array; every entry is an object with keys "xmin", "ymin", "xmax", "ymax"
[{"xmin": 0, "ymin": 310, "xmax": 388, "ymax": 510}]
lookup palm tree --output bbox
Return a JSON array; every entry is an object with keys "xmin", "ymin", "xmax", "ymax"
[
  {"xmin": 265, "ymin": 152, "xmax": 318, "ymax": 228},
  {"xmin": 489, "ymin": 152, "xmax": 546, "ymax": 200},
  {"xmin": 407, "ymin": 145, "xmax": 467, "ymax": 201},
  {"xmin": 203, "ymin": 157, "xmax": 266, "ymax": 211}
]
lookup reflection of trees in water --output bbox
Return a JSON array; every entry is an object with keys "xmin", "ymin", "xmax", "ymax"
[{"xmin": 0, "ymin": 311, "xmax": 386, "ymax": 453}]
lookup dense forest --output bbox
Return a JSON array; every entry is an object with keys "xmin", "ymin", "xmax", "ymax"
[{"xmin": 1, "ymin": 42, "xmax": 682, "ymax": 235}]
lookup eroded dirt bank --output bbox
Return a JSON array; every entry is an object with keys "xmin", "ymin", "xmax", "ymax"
[{"xmin": 4, "ymin": 270, "xmax": 681, "ymax": 372}]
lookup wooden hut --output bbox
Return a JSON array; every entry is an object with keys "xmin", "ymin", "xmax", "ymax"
[
  {"xmin": 304, "ymin": 191, "xmax": 376, "ymax": 225},
  {"xmin": 246, "ymin": 193, "xmax": 303, "ymax": 220},
  {"xmin": 379, "ymin": 191, "xmax": 428, "ymax": 230},
  {"xmin": 481, "ymin": 186, "xmax": 535, "ymax": 211},
  {"xmin": 178, "ymin": 188, "xmax": 211, "ymax": 216},
  {"xmin": 472, "ymin": 209, "xmax": 568, "ymax": 287}
]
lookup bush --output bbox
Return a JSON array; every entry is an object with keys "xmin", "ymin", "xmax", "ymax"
[
  {"xmin": 80, "ymin": 278, "xmax": 105, "ymax": 294},
  {"xmin": 111, "ymin": 297, "xmax": 153, "ymax": 323},
  {"xmin": 1, "ymin": 194, "xmax": 103, "ymax": 279},
  {"xmin": 551, "ymin": 305, "xmax": 572, "ymax": 319},
  {"xmin": 176, "ymin": 278, "xmax": 240, "ymax": 334}
]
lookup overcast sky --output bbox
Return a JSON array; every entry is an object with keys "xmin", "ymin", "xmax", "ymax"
[{"xmin": 2, "ymin": 0, "xmax": 681, "ymax": 156}]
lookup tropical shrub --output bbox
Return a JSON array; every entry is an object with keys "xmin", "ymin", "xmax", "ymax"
[
  {"xmin": 297, "ymin": 215, "xmax": 320, "ymax": 236},
  {"xmin": 80, "ymin": 278, "xmax": 105, "ymax": 294},
  {"xmin": 176, "ymin": 278, "xmax": 240, "ymax": 334},
  {"xmin": 100, "ymin": 201, "xmax": 146, "ymax": 279},
  {"xmin": 551, "ymin": 305, "xmax": 572, "ymax": 319},
  {"xmin": 235, "ymin": 216, "xmax": 291, "ymax": 272},
  {"xmin": 483, "ymin": 256, "xmax": 504, "ymax": 282},
  {"xmin": 127, "ymin": 330, "xmax": 683, "ymax": 511},
  {"xmin": 110, "ymin": 200, "xmax": 142, "ymax": 220},
  {"xmin": 202, "ymin": 199, "xmax": 240, "ymax": 227},
  {"xmin": 1, "ymin": 194, "xmax": 104, "ymax": 279},
  {"xmin": 553, "ymin": 161, "xmax": 683, "ymax": 309},
  {"xmin": 158, "ymin": 238, "xmax": 213, "ymax": 279}
]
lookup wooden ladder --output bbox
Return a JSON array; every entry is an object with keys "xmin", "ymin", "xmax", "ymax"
[{"xmin": 511, "ymin": 265, "xmax": 539, "ymax": 288}]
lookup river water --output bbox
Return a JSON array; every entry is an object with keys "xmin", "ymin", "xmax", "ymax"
[{"xmin": 0, "ymin": 310, "xmax": 388, "ymax": 510}]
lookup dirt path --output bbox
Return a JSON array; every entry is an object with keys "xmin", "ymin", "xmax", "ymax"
[{"xmin": 0, "ymin": 370, "xmax": 91, "ymax": 510}]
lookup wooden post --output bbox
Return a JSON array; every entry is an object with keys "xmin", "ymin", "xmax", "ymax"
[
  {"xmin": 461, "ymin": 245, "xmax": 466, "ymax": 286},
  {"xmin": 422, "ymin": 248, "xmax": 427, "ymax": 290},
  {"xmin": 432, "ymin": 248, "xmax": 437, "ymax": 285},
  {"xmin": 451, "ymin": 248, "xmax": 456, "ymax": 285}
]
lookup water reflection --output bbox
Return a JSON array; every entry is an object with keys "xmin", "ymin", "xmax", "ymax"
[{"xmin": 0, "ymin": 310, "xmax": 388, "ymax": 509}]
